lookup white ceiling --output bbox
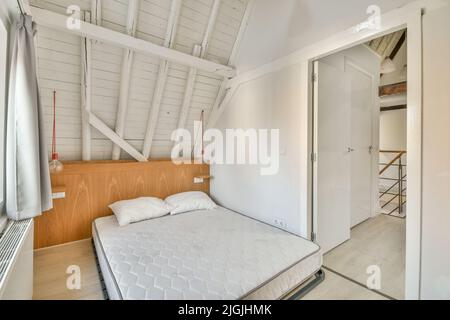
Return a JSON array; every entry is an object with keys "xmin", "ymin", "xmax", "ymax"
[{"xmin": 236, "ymin": 0, "xmax": 417, "ymax": 72}]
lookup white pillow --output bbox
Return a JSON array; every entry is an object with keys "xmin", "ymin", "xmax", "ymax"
[
  {"xmin": 109, "ymin": 197, "xmax": 172, "ymax": 227},
  {"xmin": 165, "ymin": 191, "xmax": 217, "ymax": 215}
]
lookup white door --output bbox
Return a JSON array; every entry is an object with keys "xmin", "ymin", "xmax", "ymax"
[
  {"xmin": 313, "ymin": 60, "xmax": 351, "ymax": 254},
  {"xmin": 346, "ymin": 61, "xmax": 374, "ymax": 227}
]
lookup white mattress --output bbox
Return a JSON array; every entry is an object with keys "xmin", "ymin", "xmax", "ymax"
[{"xmin": 93, "ymin": 207, "xmax": 322, "ymax": 300}]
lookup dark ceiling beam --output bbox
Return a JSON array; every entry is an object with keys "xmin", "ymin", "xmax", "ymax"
[
  {"xmin": 389, "ymin": 30, "xmax": 406, "ymax": 60},
  {"xmin": 379, "ymin": 81, "xmax": 407, "ymax": 97},
  {"xmin": 381, "ymin": 105, "xmax": 407, "ymax": 112}
]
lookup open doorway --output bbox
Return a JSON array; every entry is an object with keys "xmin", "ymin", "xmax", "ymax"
[{"xmin": 312, "ymin": 30, "xmax": 407, "ymax": 300}]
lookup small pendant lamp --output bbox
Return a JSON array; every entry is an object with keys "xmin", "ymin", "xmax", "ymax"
[{"xmin": 49, "ymin": 91, "xmax": 64, "ymax": 173}]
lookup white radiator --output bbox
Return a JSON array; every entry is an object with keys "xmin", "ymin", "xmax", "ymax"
[{"xmin": 0, "ymin": 219, "xmax": 34, "ymax": 300}]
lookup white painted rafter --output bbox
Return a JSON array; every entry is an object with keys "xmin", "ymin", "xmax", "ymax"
[
  {"xmin": 207, "ymin": 0, "xmax": 255, "ymax": 128},
  {"xmin": 79, "ymin": 1, "xmax": 146, "ymax": 163},
  {"xmin": 141, "ymin": 0, "xmax": 182, "ymax": 159},
  {"xmin": 176, "ymin": 0, "xmax": 221, "ymax": 134},
  {"xmin": 91, "ymin": 0, "xmax": 102, "ymax": 26},
  {"xmin": 30, "ymin": 6, "xmax": 235, "ymax": 78},
  {"xmin": 112, "ymin": 0, "xmax": 140, "ymax": 160},
  {"xmin": 176, "ymin": 45, "xmax": 201, "ymax": 134},
  {"xmin": 80, "ymin": 10, "xmax": 93, "ymax": 161}
]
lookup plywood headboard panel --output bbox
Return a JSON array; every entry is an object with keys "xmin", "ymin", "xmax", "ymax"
[{"xmin": 34, "ymin": 160, "xmax": 209, "ymax": 249}]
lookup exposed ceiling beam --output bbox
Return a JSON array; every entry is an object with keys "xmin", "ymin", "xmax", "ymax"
[
  {"xmin": 389, "ymin": 30, "xmax": 406, "ymax": 60},
  {"xmin": 207, "ymin": 0, "xmax": 255, "ymax": 128},
  {"xmin": 91, "ymin": 0, "xmax": 102, "ymax": 26},
  {"xmin": 177, "ymin": 0, "xmax": 221, "ymax": 134},
  {"xmin": 29, "ymin": 6, "xmax": 235, "ymax": 78},
  {"xmin": 88, "ymin": 112, "xmax": 147, "ymax": 162},
  {"xmin": 200, "ymin": 0, "xmax": 221, "ymax": 58},
  {"xmin": 379, "ymin": 81, "xmax": 407, "ymax": 97},
  {"xmin": 112, "ymin": 0, "xmax": 140, "ymax": 160},
  {"xmin": 141, "ymin": 0, "xmax": 182, "ymax": 159},
  {"xmin": 80, "ymin": 10, "xmax": 93, "ymax": 161},
  {"xmin": 176, "ymin": 45, "xmax": 202, "ymax": 134},
  {"xmin": 381, "ymin": 105, "xmax": 407, "ymax": 112}
]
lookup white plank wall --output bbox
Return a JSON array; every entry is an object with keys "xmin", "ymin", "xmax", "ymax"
[{"xmin": 32, "ymin": 0, "xmax": 250, "ymax": 160}]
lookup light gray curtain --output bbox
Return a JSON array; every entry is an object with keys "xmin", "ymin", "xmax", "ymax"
[{"xmin": 6, "ymin": 14, "xmax": 52, "ymax": 220}]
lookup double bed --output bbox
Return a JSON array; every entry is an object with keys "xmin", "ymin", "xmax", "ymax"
[{"xmin": 93, "ymin": 206, "xmax": 323, "ymax": 300}]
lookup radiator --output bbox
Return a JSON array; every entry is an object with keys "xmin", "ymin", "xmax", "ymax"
[{"xmin": 0, "ymin": 219, "xmax": 34, "ymax": 300}]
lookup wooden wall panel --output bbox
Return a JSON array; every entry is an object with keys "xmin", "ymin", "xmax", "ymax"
[{"xmin": 34, "ymin": 160, "xmax": 210, "ymax": 249}]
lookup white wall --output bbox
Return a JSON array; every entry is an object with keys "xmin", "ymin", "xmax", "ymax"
[
  {"xmin": 380, "ymin": 109, "xmax": 407, "ymax": 151},
  {"xmin": 211, "ymin": 63, "xmax": 306, "ymax": 235},
  {"xmin": 211, "ymin": 45, "xmax": 380, "ymax": 237},
  {"xmin": 421, "ymin": 5, "xmax": 450, "ymax": 300},
  {"xmin": 237, "ymin": 0, "xmax": 416, "ymax": 73}
]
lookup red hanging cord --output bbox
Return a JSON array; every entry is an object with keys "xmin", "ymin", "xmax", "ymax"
[{"xmin": 52, "ymin": 90, "xmax": 58, "ymax": 161}]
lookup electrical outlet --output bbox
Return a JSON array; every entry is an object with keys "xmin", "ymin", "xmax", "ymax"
[{"xmin": 274, "ymin": 218, "xmax": 287, "ymax": 228}]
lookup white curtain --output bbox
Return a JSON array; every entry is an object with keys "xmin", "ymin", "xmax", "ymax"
[{"xmin": 6, "ymin": 14, "xmax": 52, "ymax": 220}]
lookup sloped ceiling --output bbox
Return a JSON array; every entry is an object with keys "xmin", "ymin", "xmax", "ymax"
[
  {"xmin": 30, "ymin": 0, "xmax": 250, "ymax": 160},
  {"xmin": 367, "ymin": 30, "xmax": 405, "ymax": 60},
  {"xmin": 236, "ymin": 0, "xmax": 417, "ymax": 72}
]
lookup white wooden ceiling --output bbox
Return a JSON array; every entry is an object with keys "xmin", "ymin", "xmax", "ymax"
[
  {"xmin": 30, "ymin": 0, "xmax": 251, "ymax": 160},
  {"xmin": 367, "ymin": 30, "xmax": 405, "ymax": 60}
]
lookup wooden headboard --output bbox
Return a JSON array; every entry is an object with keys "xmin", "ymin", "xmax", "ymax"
[{"xmin": 34, "ymin": 160, "xmax": 209, "ymax": 249}]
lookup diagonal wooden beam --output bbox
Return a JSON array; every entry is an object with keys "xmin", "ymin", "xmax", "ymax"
[
  {"xmin": 88, "ymin": 112, "xmax": 147, "ymax": 162},
  {"xmin": 176, "ymin": 0, "xmax": 221, "ymax": 134},
  {"xmin": 141, "ymin": 0, "xmax": 182, "ymax": 159},
  {"xmin": 389, "ymin": 30, "xmax": 406, "ymax": 60},
  {"xmin": 112, "ymin": 0, "xmax": 140, "ymax": 160},
  {"xmin": 30, "ymin": 6, "xmax": 235, "ymax": 78},
  {"xmin": 207, "ymin": 0, "xmax": 255, "ymax": 128}
]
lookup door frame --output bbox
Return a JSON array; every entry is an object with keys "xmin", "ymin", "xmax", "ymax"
[{"xmin": 303, "ymin": 6, "xmax": 424, "ymax": 300}]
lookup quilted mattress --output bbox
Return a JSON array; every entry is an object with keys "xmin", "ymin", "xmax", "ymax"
[{"xmin": 93, "ymin": 207, "xmax": 322, "ymax": 300}]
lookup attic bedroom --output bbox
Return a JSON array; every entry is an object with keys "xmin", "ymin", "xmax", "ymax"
[{"xmin": 0, "ymin": 0, "xmax": 450, "ymax": 306}]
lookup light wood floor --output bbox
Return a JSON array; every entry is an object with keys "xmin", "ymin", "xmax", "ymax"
[
  {"xmin": 323, "ymin": 214, "xmax": 406, "ymax": 300},
  {"xmin": 33, "ymin": 239, "xmax": 104, "ymax": 300},
  {"xmin": 302, "ymin": 269, "xmax": 387, "ymax": 300},
  {"xmin": 33, "ymin": 215, "xmax": 403, "ymax": 300}
]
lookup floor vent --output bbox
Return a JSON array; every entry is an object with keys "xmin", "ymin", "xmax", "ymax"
[{"xmin": 0, "ymin": 219, "xmax": 32, "ymax": 288}]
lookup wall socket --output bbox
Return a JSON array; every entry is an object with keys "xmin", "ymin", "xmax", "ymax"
[{"xmin": 274, "ymin": 218, "xmax": 287, "ymax": 228}]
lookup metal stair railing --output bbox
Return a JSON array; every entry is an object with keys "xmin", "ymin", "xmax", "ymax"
[{"xmin": 379, "ymin": 150, "xmax": 407, "ymax": 216}]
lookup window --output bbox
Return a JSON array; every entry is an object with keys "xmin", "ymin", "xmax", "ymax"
[{"xmin": 0, "ymin": 18, "xmax": 7, "ymax": 233}]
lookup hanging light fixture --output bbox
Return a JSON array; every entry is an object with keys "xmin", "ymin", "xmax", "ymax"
[
  {"xmin": 49, "ymin": 91, "xmax": 64, "ymax": 174},
  {"xmin": 381, "ymin": 58, "xmax": 397, "ymax": 74}
]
